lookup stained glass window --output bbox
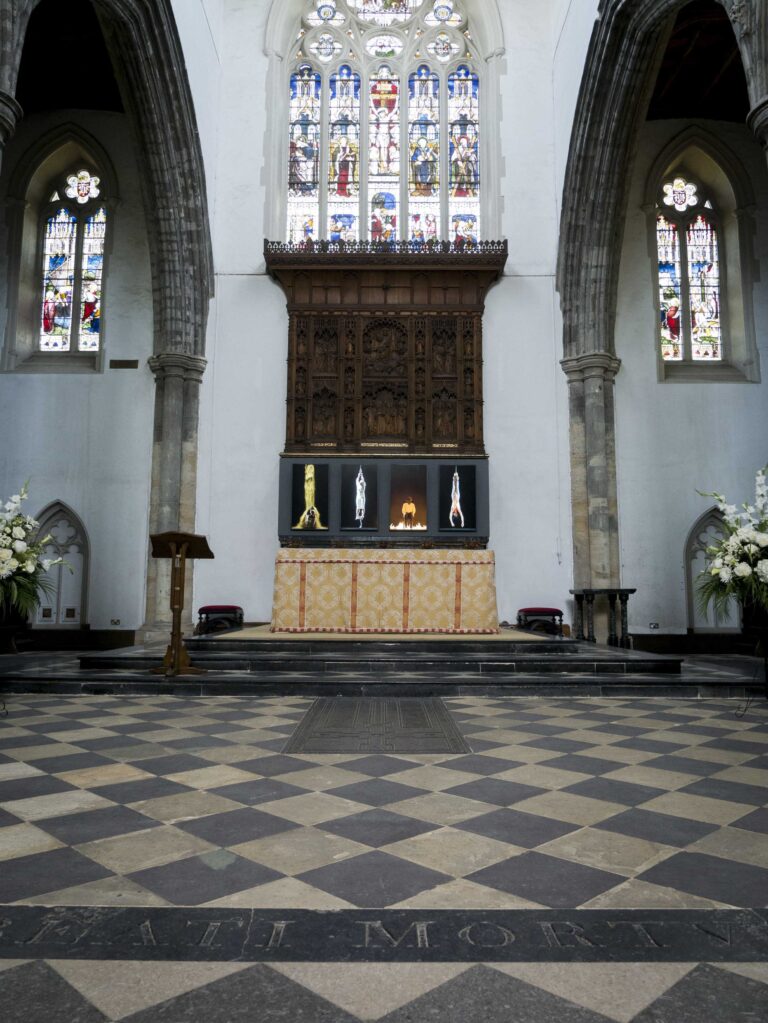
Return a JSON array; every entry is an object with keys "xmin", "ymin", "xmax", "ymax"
[
  {"xmin": 656, "ymin": 176, "xmax": 723, "ymax": 363},
  {"xmin": 288, "ymin": 65, "xmax": 322, "ymax": 243},
  {"xmin": 408, "ymin": 65, "xmax": 439, "ymax": 243},
  {"xmin": 448, "ymin": 65, "xmax": 479, "ymax": 243},
  {"xmin": 369, "ymin": 65, "xmax": 400, "ymax": 241},
  {"xmin": 38, "ymin": 168, "xmax": 108, "ymax": 355},
  {"xmin": 39, "ymin": 209, "xmax": 77, "ymax": 351},
  {"xmin": 328, "ymin": 65, "xmax": 361, "ymax": 241},
  {"xmin": 288, "ymin": 2, "xmax": 481, "ymax": 243}
]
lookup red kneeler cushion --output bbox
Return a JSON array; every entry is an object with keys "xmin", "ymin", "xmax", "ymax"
[{"xmin": 518, "ymin": 607, "xmax": 563, "ymax": 616}]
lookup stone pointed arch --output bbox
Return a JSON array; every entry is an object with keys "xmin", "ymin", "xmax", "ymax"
[
  {"xmin": 556, "ymin": 0, "xmax": 766, "ymax": 590},
  {"xmin": 7, "ymin": 121, "xmax": 120, "ymax": 201},
  {"xmin": 684, "ymin": 506, "xmax": 739, "ymax": 631},
  {"xmin": 33, "ymin": 500, "xmax": 90, "ymax": 627}
]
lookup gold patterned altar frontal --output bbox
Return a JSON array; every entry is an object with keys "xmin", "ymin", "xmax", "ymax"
[{"xmin": 271, "ymin": 549, "xmax": 499, "ymax": 634}]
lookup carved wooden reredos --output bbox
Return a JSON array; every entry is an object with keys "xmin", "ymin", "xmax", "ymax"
[{"xmin": 265, "ymin": 241, "xmax": 507, "ymax": 456}]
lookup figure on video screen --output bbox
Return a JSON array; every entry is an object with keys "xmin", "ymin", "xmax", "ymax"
[
  {"xmin": 355, "ymin": 466, "xmax": 366, "ymax": 528},
  {"xmin": 449, "ymin": 469, "xmax": 465, "ymax": 528},
  {"xmin": 294, "ymin": 464, "xmax": 327, "ymax": 530},
  {"xmin": 402, "ymin": 496, "xmax": 416, "ymax": 528}
]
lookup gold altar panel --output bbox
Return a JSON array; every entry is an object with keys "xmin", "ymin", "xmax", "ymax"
[{"xmin": 271, "ymin": 549, "xmax": 499, "ymax": 634}]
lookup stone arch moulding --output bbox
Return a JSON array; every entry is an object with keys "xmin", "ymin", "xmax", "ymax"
[
  {"xmin": 33, "ymin": 500, "xmax": 91, "ymax": 627},
  {"xmin": 642, "ymin": 123, "xmax": 761, "ymax": 383},
  {"xmin": 556, "ymin": 0, "xmax": 765, "ymax": 589},
  {"xmin": 2, "ymin": 122, "xmax": 120, "ymax": 372},
  {"xmin": 261, "ymin": 0, "xmax": 506, "ymax": 243}
]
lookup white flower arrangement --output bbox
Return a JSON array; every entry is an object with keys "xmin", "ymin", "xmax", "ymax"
[
  {"xmin": 698, "ymin": 466, "xmax": 768, "ymax": 620},
  {"xmin": 0, "ymin": 483, "xmax": 62, "ymax": 618}
]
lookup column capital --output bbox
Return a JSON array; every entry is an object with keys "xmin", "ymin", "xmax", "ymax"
[
  {"xmin": 747, "ymin": 97, "xmax": 768, "ymax": 149},
  {"xmin": 561, "ymin": 351, "xmax": 622, "ymax": 382},
  {"xmin": 148, "ymin": 352, "xmax": 207, "ymax": 383},
  {"xmin": 0, "ymin": 90, "xmax": 22, "ymax": 146}
]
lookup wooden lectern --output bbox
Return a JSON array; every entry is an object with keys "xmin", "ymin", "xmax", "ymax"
[{"xmin": 150, "ymin": 532, "xmax": 214, "ymax": 677}]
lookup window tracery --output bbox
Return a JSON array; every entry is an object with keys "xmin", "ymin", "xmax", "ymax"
[{"xmin": 288, "ymin": 0, "xmax": 479, "ymax": 243}]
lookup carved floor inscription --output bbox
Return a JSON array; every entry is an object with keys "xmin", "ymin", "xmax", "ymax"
[{"xmin": 283, "ymin": 697, "xmax": 471, "ymax": 754}]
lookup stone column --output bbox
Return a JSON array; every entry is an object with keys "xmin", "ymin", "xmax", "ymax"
[
  {"xmin": 0, "ymin": 89, "xmax": 21, "ymax": 149},
  {"xmin": 141, "ymin": 353, "xmax": 206, "ymax": 642},
  {"xmin": 561, "ymin": 352, "xmax": 622, "ymax": 589},
  {"xmin": 748, "ymin": 96, "xmax": 768, "ymax": 157}
]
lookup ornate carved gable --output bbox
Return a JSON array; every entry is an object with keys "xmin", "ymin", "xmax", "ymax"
[{"xmin": 265, "ymin": 241, "xmax": 507, "ymax": 455}]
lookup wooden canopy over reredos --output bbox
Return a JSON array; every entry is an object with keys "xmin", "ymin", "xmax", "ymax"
[{"xmin": 265, "ymin": 241, "xmax": 508, "ymax": 457}]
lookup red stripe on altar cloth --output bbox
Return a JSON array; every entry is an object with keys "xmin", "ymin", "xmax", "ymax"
[
  {"xmin": 298, "ymin": 563, "xmax": 307, "ymax": 630},
  {"xmin": 454, "ymin": 563, "xmax": 462, "ymax": 630},
  {"xmin": 402, "ymin": 563, "xmax": 411, "ymax": 631},
  {"xmin": 350, "ymin": 563, "xmax": 358, "ymax": 630}
]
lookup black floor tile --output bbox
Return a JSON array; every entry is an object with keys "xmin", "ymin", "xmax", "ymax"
[
  {"xmin": 468, "ymin": 851, "xmax": 623, "ymax": 908},
  {"xmin": 337, "ymin": 754, "xmax": 422, "ymax": 776},
  {"xmin": 32, "ymin": 752, "xmax": 114, "ymax": 773},
  {"xmin": 444, "ymin": 779, "xmax": 546, "ymax": 806},
  {"xmin": 0, "ymin": 775, "xmax": 76, "ymax": 801},
  {"xmin": 545, "ymin": 754, "xmax": 623, "ymax": 776},
  {"xmin": 699, "ymin": 737, "xmax": 768, "ymax": 755},
  {"xmin": 299, "ymin": 849, "xmax": 451, "ymax": 907},
  {"xmin": 519, "ymin": 737, "xmax": 594, "ymax": 753},
  {"xmin": 613, "ymin": 738, "xmax": 690, "ymax": 753},
  {"xmin": 731, "ymin": 806, "xmax": 768, "ymax": 834},
  {"xmin": 94, "ymin": 777, "xmax": 194, "ymax": 804},
  {"xmin": 562, "ymin": 777, "xmax": 665, "ymax": 806},
  {"xmin": 38, "ymin": 805, "xmax": 162, "ymax": 844},
  {"xmin": 128, "ymin": 852, "xmax": 282, "ymax": 906},
  {"xmin": 319, "ymin": 808, "xmax": 437, "ymax": 847},
  {"xmin": 0, "ymin": 806, "xmax": 20, "ymax": 827},
  {"xmin": 134, "ymin": 753, "xmax": 214, "ymax": 776},
  {"xmin": 208, "ymin": 778, "xmax": 310, "ymax": 805},
  {"xmin": 435, "ymin": 754, "xmax": 515, "ymax": 776},
  {"xmin": 595, "ymin": 807, "xmax": 719, "ymax": 847},
  {"xmin": 328, "ymin": 778, "xmax": 429, "ymax": 806},
  {"xmin": 455, "ymin": 807, "xmax": 579, "ymax": 847},
  {"xmin": 0, "ymin": 847, "xmax": 111, "ymax": 902},
  {"xmin": 234, "ymin": 754, "xmax": 317, "ymax": 776},
  {"xmin": 640, "ymin": 754, "xmax": 725, "ymax": 777},
  {"xmin": 0, "ymin": 734, "xmax": 57, "ymax": 749},
  {"xmin": 632, "ymin": 963, "xmax": 768, "ymax": 1023},
  {"xmin": 679, "ymin": 777, "xmax": 768, "ymax": 807},
  {"xmin": 161, "ymin": 736, "xmax": 236, "ymax": 750},
  {"xmin": 177, "ymin": 806, "xmax": 301, "ymax": 844},
  {"xmin": 378, "ymin": 965, "xmax": 613, "ymax": 1023},
  {"xmin": 120, "ymin": 963, "xmax": 359, "ymax": 1023},
  {"xmin": 638, "ymin": 851, "xmax": 768, "ymax": 907},
  {"xmin": 0, "ymin": 961, "xmax": 107, "ymax": 1023}
]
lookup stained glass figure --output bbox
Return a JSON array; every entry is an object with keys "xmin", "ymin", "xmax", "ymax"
[
  {"xmin": 39, "ymin": 208, "xmax": 77, "ymax": 351},
  {"xmin": 79, "ymin": 207, "xmax": 106, "ymax": 352},
  {"xmin": 309, "ymin": 32, "xmax": 343, "ymax": 62},
  {"xmin": 307, "ymin": 3, "xmax": 346, "ymax": 26},
  {"xmin": 425, "ymin": 2, "xmax": 463, "ymax": 28},
  {"xmin": 65, "ymin": 170, "xmax": 100, "ymax": 205},
  {"xmin": 408, "ymin": 65, "xmax": 439, "ymax": 242},
  {"xmin": 369, "ymin": 65, "xmax": 400, "ymax": 240},
  {"xmin": 351, "ymin": 0, "xmax": 425, "ymax": 27},
  {"xmin": 663, "ymin": 175, "xmax": 698, "ymax": 213},
  {"xmin": 448, "ymin": 65, "xmax": 479, "ymax": 239},
  {"xmin": 328, "ymin": 64, "xmax": 361, "ymax": 240},
  {"xmin": 657, "ymin": 215, "xmax": 682, "ymax": 361},
  {"xmin": 427, "ymin": 31, "xmax": 459, "ymax": 62},
  {"xmin": 687, "ymin": 214, "xmax": 722, "ymax": 361},
  {"xmin": 288, "ymin": 64, "xmax": 322, "ymax": 243}
]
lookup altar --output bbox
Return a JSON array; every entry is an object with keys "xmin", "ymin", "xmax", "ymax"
[{"xmin": 271, "ymin": 548, "xmax": 499, "ymax": 634}]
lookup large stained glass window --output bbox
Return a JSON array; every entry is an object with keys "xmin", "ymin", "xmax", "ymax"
[
  {"xmin": 287, "ymin": 1, "xmax": 481, "ymax": 243},
  {"xmin": 369, "ymin": 65, "xmax": 400, "ymax": 240},
  {"xmin": 288, "ymin": 64, "xmax": 322, "ymax": 244},
  {"xmin": 38, "ymin": 171, "xmax": 108, "ymax": 354},
  {"xmin": 656, "ymin": 175, "xmax": 723, "ymax": 363}
]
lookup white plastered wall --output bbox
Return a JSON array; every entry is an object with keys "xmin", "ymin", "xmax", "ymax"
[
  {"xmin": 0, "ymin": 111, "xmax": 154, "ymax": 630},
  {"xmin": 615, "ymin": 119, "xmax": 768, "ymax": 635}
]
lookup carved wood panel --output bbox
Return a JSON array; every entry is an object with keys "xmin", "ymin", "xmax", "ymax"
[
  {"xmin": 286, "ymin": 312, "xmax": 484, "ymax": 454},
  {"xmin": 266, "ymin": 242, "xmax": 507, "ymax": 457}
]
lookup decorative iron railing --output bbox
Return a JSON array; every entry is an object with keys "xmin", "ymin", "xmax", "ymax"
[{"xmin": 265, "ymin": 239, "xmax": 508, "ymax": 259}]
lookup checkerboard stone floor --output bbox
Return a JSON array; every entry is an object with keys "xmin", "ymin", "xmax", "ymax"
[{"xmin": 0, "ymin": 692, "xmax": 767, "ymax": 1020}]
